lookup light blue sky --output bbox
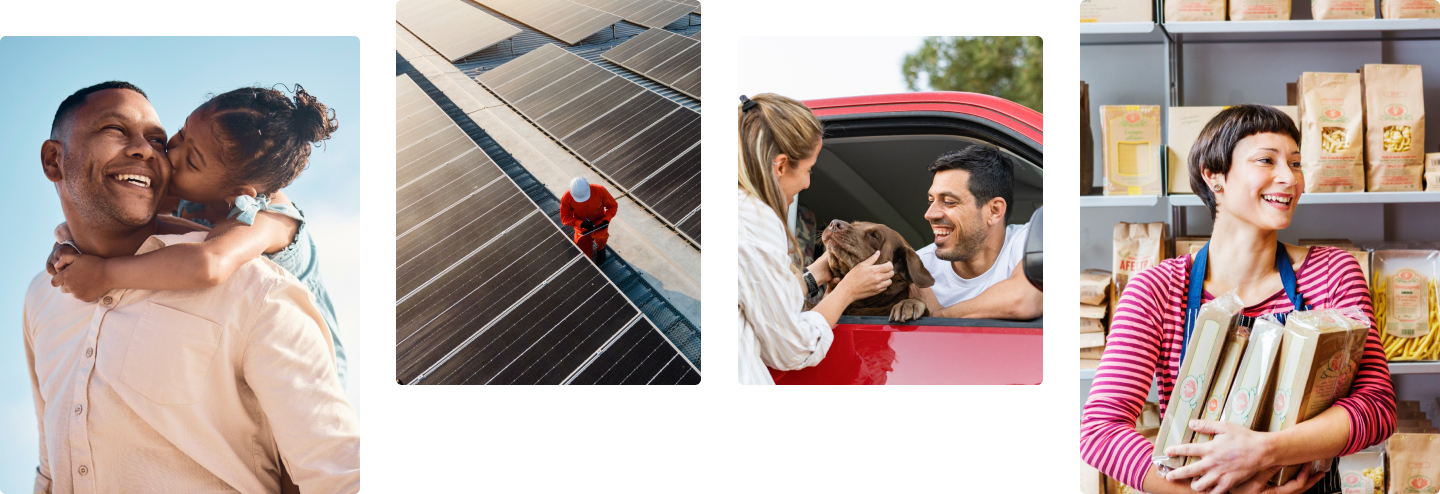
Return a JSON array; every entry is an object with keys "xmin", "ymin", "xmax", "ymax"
[{"xmin": 0, "ymin": 37, "xmax": 359, "ymax": 492}]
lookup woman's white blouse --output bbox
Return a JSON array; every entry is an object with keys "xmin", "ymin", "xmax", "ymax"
[{"xmin": 737, "ymin": 189, "xmax": 833, "ymax": 385}]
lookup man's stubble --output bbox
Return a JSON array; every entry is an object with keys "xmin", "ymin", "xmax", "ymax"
[{"xmin": 934, "ymin": 210, "xmax": 988, "ymax": 263}]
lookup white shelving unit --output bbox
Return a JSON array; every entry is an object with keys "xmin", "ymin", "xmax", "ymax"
[
  {"xmin": 1081, "ymin": 22, "xmax": 1158, "ymax": 34},
  {"xmin": 1079, "ymin": 195, "xmax": 1163, "ymax": 207}
]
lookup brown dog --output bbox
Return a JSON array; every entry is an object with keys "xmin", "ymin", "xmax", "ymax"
[{"xmin": 820, "ymin": 220, "xmax": 936, "ymax": 322}]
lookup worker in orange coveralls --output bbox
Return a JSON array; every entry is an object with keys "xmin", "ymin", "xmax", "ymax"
[{"xmin": 560, "ymin": 177, "xmax": 617, "ymax": 264}]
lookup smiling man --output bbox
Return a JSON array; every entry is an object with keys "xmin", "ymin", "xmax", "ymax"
[
  {"xmin": 913, "ymin": 144, "xmax": 1042, "ymax": 320},
  {"xmin": 25, "ymin": 82, "xmax": 359, "ymax": 493}
]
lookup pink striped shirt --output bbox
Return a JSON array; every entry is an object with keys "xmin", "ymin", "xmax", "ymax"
[{"xmin": 1080, "ymin": 246, "xmax": 1395, "ymax": 490}]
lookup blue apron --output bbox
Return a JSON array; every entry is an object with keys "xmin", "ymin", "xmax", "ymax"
[{"xmin": 1180, "ymin": 241, "xmax": 1337, "ymax": 493}]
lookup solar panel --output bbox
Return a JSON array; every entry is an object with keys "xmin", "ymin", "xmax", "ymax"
[
  {"xmin": 479, "ymin": 44, "xmax": 701, "ymax": 245},
  {"xmin": 396, "ymin": 73, "xmax": 698, "ymax": 385},
  {"xmin": 477, "ymin": 0, "xmax": 622, "ymax": 45},
  {"xmin": 671, "ymin": 0, "xmax": 700, "ymax": 14},
  {"xmin": 691, "ymin": 31, "xmax": 700, "ymax": 41},
  {"xmin": 602, "ymin": 28, "xmax": 700, "ymax": 99},
  {"xmin": 568, "ymin": 0, "xmax": 692, "ymax": 29},
  {"xmin": 397, "ymin": 0, "xmax": 522, "ymax": 62}
]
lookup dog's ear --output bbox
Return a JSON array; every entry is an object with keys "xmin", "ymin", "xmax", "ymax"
[{"xmin": 892, "ymin": 236, "xmax": 935, "ymax": 288}]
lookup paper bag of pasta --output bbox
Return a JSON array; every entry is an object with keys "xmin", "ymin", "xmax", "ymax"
[
  {"xmin": 1338, "ymin": 444, "xmax": 1385, "ymax": 494},
  {"xmin": 1231, "ymin": 0, "xmax": 1291, "ymax": 20},
  {"xmin": 1300, "ymin": 72, "xmax": 1366, "ymax": 193},
  {"xmin": 1366, "ymin": 65, "xmax": 1426, "ymax": 192},
  {"xmin": 1153, "ymin": 290, "xmax": 1243, "ymax": 471},
  {"xmin": 1220, "ymin": 316, "xmax": 1284, "ymax": 432},
  {"xmin": 1268, "ymin": 307, "xmax": 1370, "ymax": 485},
  {"xmin": 1080, "ymin": 0, "xmax": 1156, "ymax": 23},
  {"xmin": 1387, "ymin": 434, "xmax": 1440, "ymax": 494},
  {"xmin": 1382, "ymin": 0, "xmax": 1440, "ymax": 18},
  {"xmin": 1113, "ymin": 222, "xmax": 1166, "ymax": 315},
  {"xmin": 1102, "ymin": 105, "xmax": 1163, "ymax": 196},
  {"xmin": 1426, "ymin": 152, "xmax": 1440, "ymax": 191},
  {"xmin": 1314, "ymin": 0, "xmax": 1376, "ymax": 19},
  {"xmin": 1374, "ymin": 249, "xmax": 1440, "ymax": 361},
  {"xmin": 1166, "ymin": 0, "xmax": 1226, "ymax": 21}
]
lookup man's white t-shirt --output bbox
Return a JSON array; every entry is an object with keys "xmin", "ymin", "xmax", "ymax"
[{"xmin": 915, "ymin": 222, "xmax": 1030, "ymax": 308}]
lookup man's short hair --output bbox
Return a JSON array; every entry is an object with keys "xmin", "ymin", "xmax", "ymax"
[
  {"xmin": 929, "ymin": 144, "xmax": 1015, "ymax": 221},
  {"xmin": 50, "ymin": 81, "xmax": 148, "ymax": 140}
]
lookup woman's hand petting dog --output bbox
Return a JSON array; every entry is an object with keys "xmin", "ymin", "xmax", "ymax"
[{"xmin": 835, "ymin": 250, "xmax": 894, "ymax": 303}]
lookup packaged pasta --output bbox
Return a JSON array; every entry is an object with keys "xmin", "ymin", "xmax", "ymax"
[
  {"xmin": 1337, "ymin": 444, "xmax": 1384, "ymax": 494},
  {"xmin": 1102, "ymin": 105, "xmax": 1163, "ymax": 196},
  {"xmin": 1081, "ymin": 269, "xmax": 1111, "ymax": 306},
  {"xmin": 1166, "ymin": 0, "xmax": 1226, "ymax": 21},
  {"xmin": 1314, "ymin": 0, "xmax": 1376, "ymax": 19},
  {"xmin": 1269, "ymin": 308, "xmax": 1369, "ymax": 485},
  {"xmin": 1373, "ymin": 250, "xmax": 1440, "ymax": 360},
  {"xmin": 1381, "ymin": 0, "xmax": 1440, "ymax": 18},
  {"xmin": 1427, "ymin": 152, "xmax": 1440, "ymax": 191},
  {"xmin": 1387, "ymin": 434, "xmax": 1440, "ymax": 494},
  {"xmin": 1188, "ymin": 325, "xmax": 1251, "ymax": 456},
  {"xmin": 1154, "ymin": 289, "xmax": 1243, "ymax": 471},
  {"xmin": 1176, "ymin": 236, "xmax": 1211, "ymax": 257},
  {"xmin": 1081, "ymin": 0, "xmax": 1156, "ymax": 22},
  {"xmin": 1365, "ymin": 65, "xmax": 1426, "ymax": 192},
  {"xmin": 1231, "ymin": 0, "xmax": 1291, "ymax": 20},
  {"xmin": 1114, "ymin": 223, "xmax": 1167, "ymax": 328},
  {"xmin": 1221, "ymin": 316, "xmax": 1284, "ymax": 430},
  {"xmin": 1300, "ymin": 72, "xmax": 1367, "ymax": 193}
]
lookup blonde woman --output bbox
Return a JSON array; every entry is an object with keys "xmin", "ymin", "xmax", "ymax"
[{"xmin": 737, "ymin": 93, "xmax": 895, "ymax": 385}]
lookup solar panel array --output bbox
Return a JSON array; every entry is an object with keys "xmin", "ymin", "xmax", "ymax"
[
  {"xmin": 396, "ymin": 73, "xmax": 698, "ymax": 385},
  {"xmin": 478, "ymin": 0, "xmax": 621, "ymax": 45},
  {"xmin": 672, "ymin": 0, "xmax": 700, "ymax": 14},
  {"xmin": 569, "ymin": 0, "xmax": 692, "ymax": 29},
  {"xmin": 397, "ymin": 0, "xmax": 521, "ymax": 62},
  {"xmin": 478, "ymin": 44, "xmax": 702, "ymax": 245},
  {"xmin": 602, "ymin": 28, "xmax": 700, "ymax": 100},
  {"xmin": 692, "ymin": 31, "xmax": 700, "ymax": 41}
]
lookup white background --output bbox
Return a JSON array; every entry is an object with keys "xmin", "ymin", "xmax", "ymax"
[{"xmin": 0, "ymin": 0, "xmax": 1083, "ymax": 491}]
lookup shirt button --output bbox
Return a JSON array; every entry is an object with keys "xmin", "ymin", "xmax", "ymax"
[
  {"xmin": 86, "ymin": 348, "xmax": 94, "ymax": 358},
  {"xmin": 74, "ymin": 404, "xmax": 83, "ymax": 415},
  {"xmin": 101, "ymin": 296, "xmax": 114, "ymax": 305},
  {"xmin": 78, "ymin": 465, "xmax": 88, "ymax": 476}
]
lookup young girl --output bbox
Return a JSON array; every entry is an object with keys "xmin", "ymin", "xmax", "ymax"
[{"xmin": 48, "ymin": 85, "xmax": 348, "ymax": 386}]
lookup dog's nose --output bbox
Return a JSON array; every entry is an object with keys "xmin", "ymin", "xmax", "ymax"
[{"xmin": 829, "ymin": 219, "xmax": 849, "ymax": 231}]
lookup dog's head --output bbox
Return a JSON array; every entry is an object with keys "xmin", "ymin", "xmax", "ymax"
[{"xmin": 821, "ymin": 220, "xmax": 935, "ymax": 289}]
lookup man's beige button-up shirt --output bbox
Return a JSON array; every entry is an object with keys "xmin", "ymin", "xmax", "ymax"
[{"xmin": 24, "ymin": 232, "xmax": 360, "ymax": 494}]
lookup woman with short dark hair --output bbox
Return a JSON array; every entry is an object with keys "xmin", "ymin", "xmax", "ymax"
[{"xmin": 1080, "ymin": 105, "xmax": 1394, "ymax": 494}]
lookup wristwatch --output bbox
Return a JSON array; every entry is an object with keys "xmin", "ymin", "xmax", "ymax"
[{"xmin": 803, "ymin": 268, "xmax": 821, "ymax": 298}]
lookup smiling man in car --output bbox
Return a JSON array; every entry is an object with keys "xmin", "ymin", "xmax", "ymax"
[
  {"xmin": 913, "ymin": 144, "xmax": 1042, "ymax": 320},
  {"xmin": 25, "ymin": 81, "xmax": 359, "ymax": 493}
]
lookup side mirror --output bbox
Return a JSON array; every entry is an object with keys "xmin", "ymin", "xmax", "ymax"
[{"xmin": 1023, "ymin": 206, "xmax": 1042, "ymax": 291}]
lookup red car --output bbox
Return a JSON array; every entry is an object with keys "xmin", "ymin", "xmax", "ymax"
[{"xmin": 770, "ymin": 92, "xmax": 1044, "ymax": 385}]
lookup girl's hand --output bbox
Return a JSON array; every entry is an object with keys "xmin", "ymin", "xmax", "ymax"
[
  {"xmin": 53, "ymin": 222, "xmax": 73, "ymax": 243},
  {"xmin": 834, "ymin": 251, "xmax": 893, "ymax": 303},
  {"xmin": 50, "ymin": 253, "xmax": 111, "ymax": 303},
  {"xmin": 1164, "ymin": 419, "xmax": 1274, "ymax": 493},
  {"xmin": 1228, "ymin": 463, "xmax": 1321, "ymax": 494},
  {"xmin": 47, "ymin": 243, "xmax": 80, "ymax": 275}
]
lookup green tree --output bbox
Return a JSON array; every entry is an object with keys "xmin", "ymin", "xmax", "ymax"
[{"xmin": 902, "ymin": 36, "xmax": 1043, "ymax": 112}]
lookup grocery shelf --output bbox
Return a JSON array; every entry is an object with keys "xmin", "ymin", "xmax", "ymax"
[
  {"xmin": 1081, "ymin": 22, "xmax": 1158, "ymax": 35},
  {"xmin": 1081, "ymin": 22, "xmax": 1168, "ymax": 45},
  {"xmin": 1390, "ymin": 361, "xmax": 1440, "ymax": 375},
  {"xmin": 1169, "ymin": 191, "xmax": 1440, "ymax": 206},
  {"xmin": 1164, "ymin": 18, "xmax": 1440, "ymax": 35},
  {"xmin": 1080, "ymin": 195, "xmax": 1162, "ymax": 207}
]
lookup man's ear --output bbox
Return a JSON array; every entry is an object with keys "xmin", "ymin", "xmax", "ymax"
[
  {"xmin": 41, "ymin": 140, "xmax": 63, "ymax": 183},
  {"xmin": 895, "ymin": 243, "xmax": 936, "ymax": 288},
  {"xmin": 987, "ymin": 197, "xmax": 1008, "ymax": 225}
]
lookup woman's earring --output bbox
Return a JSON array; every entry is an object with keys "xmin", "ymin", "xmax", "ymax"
[{"xmin": 1212, "ymin": 183, "xmax": 1223, "ymax": 192}]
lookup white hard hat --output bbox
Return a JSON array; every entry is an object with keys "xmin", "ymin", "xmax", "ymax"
[{"xmin": 570, "ymin": 177, "xmax": 591, "ymax": 202}]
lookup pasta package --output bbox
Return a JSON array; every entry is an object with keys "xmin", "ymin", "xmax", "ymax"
[
  {"xmin": 1269, "ymin": 308, "xmax": 1369, "ymax": 485},
  {"xmin": 1382, "ymin": 0, "xmax": 1440, "ymax": 18},
  {"xmin": 1300, "ymin": 72, "xmax": 1367, "ymax": 193},
  {"xmin": 1166, "ymin": 0, "xmax": 1227, "ymax": 21},
  {"xmin": 1221, "ymin": 317, "xmax": 1284, "ymax": 430},
  {"xmin": 1231, "ymin": 0, "xmax": 1291, "ymax": 19},
  {"xmin": 1113, "ymin": 222, "xmax": 1167, "ymax": 303},
  {"xmin": 1373, "ymin": 250, "xmax": 1440, "ymax": 360},
  {"xmin": 1387, "ymin": 434, "xmax": 1440, "ymax": 494},
  {"xmin": 1081, "ymin": 269, "xmax": 1112, "ymax": 306},
  {"xmin": 1426, "ymin": 153, "xmax": 1440, "ymax": 191},
  {"xmin": 1189, "ymin": 326, "xmax": 1251, "ymax": 454},
  {"xmin": 1314, "ymin": 0, "xmax": 1376, "ymax": 19},
  {"xmin": 1102, "ymin": 105, "xmax": 1163, "ymax": 196},
  {"xmin": 1337, "ymin": 445, "xmax": 1384, "ymax": 494},
  {"xmin": 1154, "ymin": 290, "xmax": 1243, "ymax": 471},
  {"xmin": 1365, "ymin": 65, "xmax": 1426, "ymax": 192},
  {"xmin": 1080, "ymin": 0, "xmax": 1155, "ymax": 22}
]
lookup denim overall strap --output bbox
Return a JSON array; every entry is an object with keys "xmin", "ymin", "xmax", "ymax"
[{"xmin": 1181, "ymin": 242, "xmax": 1309, "ymax": 363}]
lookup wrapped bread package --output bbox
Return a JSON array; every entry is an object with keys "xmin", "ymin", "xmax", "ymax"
[
  {"xmin": 1338, "ymin": 445, "xmax": 1384, "ymax": 494},
  {"xmin": 1220, "ymin": 316, "xmax": 1285, "ymax": 430},
  {"xmin": 1081, "ymin": 269, "xmax": 1112, "ymax": 306},
  {"xmin": 1268, "ymin": 308, "xmax": 1370, "ymax": 485},
  {"xmin": 1365, "ymin": 64, "xmax": 1426, "ymax": 192},
  {"xmin": 1231, "ymin": 0, "xmax": 1291, "ymax": 19},
  {"xmin": 1373, "ymin": 250, "xmax": 1440, "ymax": 361},
  {"xmin": 1189, "ymin": 326, "xmax": 1252, "ymax": 454},
  {"xmin": 1165, "ymin": 0, "xmax": 1226, "ymax": 21},
  {"xmin": 1387, "ymin": 434, "xmax": 1440, "ymax": 494},
  {"xmin": 1300, "ymin": 72, "xmax": 1367, "ymax": 193},
  {"xmin": 1381, "ymin": 0, "xmax": 1440, "ymax": 18},
  {"xmin": 1153, "ymin": 290, "xmax": 1244, "ymax": 471},
  {"xmin": 1313, "ymin": 0, "xmax": 1376, "ymax": 19},
  {"xmin": 1102, "ymin": 105, "xmax": 1163, "ymax": 196},
  {"xmin": 1080, "ymin": 0, "xmax": 1156, "ymax": 23}
]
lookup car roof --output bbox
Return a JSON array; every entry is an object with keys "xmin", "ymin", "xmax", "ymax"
[{"xmin": 804, "ymin": 91, "xmax": 1042, "ymax": 146}]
